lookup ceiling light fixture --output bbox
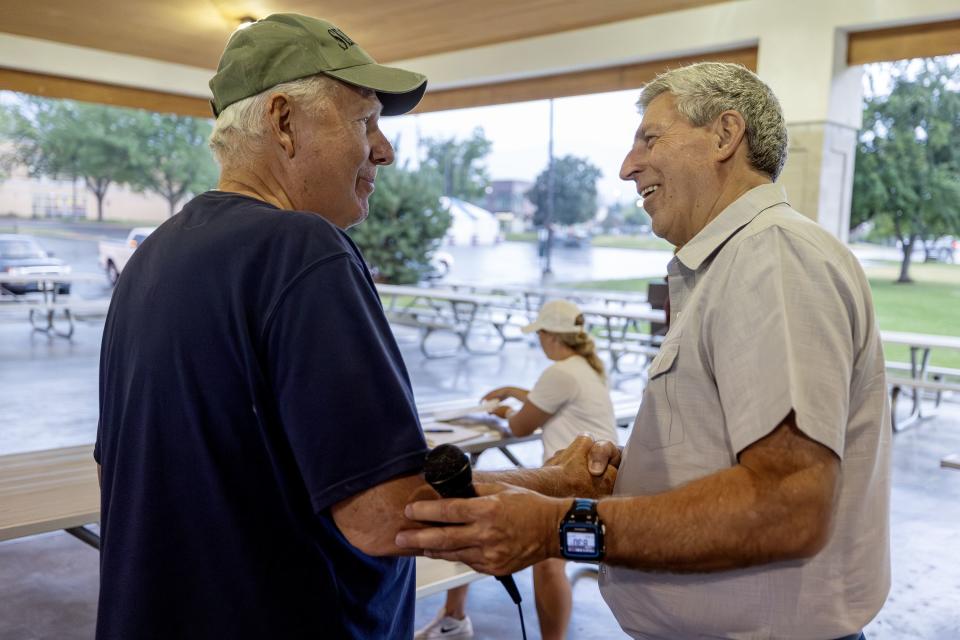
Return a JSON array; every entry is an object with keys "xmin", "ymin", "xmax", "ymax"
[{"xmin": 235, "ymin": 15, "xmax": 258, "ymax": 30}]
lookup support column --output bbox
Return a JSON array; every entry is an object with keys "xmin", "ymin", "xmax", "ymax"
[
  {"xmin": 758, "ymin": 25, "xmax": 863, "ymax": 242},
  {"xmin": 780, "ymin": 120, "xmax": 859, "ymax": 242}
]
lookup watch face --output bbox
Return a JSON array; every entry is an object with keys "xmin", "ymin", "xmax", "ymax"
[{"xmin": 565, "ymin": 530, "xmax": 597, "ymax": 555}]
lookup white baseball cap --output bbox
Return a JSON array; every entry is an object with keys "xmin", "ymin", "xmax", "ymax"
[{"xmin": 522, "ymin": 299, "xmax": 585, "ymax": 334}]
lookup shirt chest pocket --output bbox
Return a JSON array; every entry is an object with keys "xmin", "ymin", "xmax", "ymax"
[{"xmin": 634, "ymin": 333, "xmax": 685, "ymax": 450}]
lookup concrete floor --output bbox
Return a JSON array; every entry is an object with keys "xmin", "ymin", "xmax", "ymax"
[{"xmin": 1, "ymin": 318, "xmax": 958, "ymax": 639}]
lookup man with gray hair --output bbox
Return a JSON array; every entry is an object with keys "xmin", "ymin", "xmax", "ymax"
[
  {"xmin": 399, "ymin": 62, "xmax": 891, "ymax": 640},
  {"xmin": 95, "ymin": 15, "xmax": 618, "ymax": 639},
  {"xmin": 95, "ymin": 14, "xmax": 433, "ymax": 639}
]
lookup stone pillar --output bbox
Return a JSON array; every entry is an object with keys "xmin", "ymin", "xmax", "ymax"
[
  {"xmin": 758, "ymin": 27, "xmax": 864, "ymax": 242},
  {"xmin": 780, "ymin": 121, "xmax": 859, "ymax": 242}
]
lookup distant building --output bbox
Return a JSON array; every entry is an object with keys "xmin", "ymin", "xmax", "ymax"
[
  {"xmin": 485, "ymin": 180, "xmax": 534, "ymax": 219},
  {"xmin": 0, "ymin": 164, "xmax": 171, "ymax": 222},
  {"xmin": 483, "ymin": 179, "xmax": 535, "ymax": 234},
  {"xmin": 1, "ymin": 171, "xmax": 87, "ymax": 219},
  {"xmin": 441, "ymin": 197, "xmax": 501, "ymax": 246}
]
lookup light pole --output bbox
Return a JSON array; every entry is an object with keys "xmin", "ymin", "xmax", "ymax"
[{"xmin": 542, "ymin": 98, "xmax": 555, "ymax": 280}]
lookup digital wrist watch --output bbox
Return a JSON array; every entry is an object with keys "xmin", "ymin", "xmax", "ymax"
[{"xmin": 558, "ymin": 498, "xmax": 605, "ymax": 562}]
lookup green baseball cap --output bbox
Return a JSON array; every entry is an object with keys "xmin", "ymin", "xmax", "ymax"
[{"xmin": 209, "ymin": 13, "xmax": 427, "ymax": 117}]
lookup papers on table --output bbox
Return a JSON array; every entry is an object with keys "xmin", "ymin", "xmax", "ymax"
[
  {"xmin": 420, "ymin": 399, "xmax": 513, "ymax": 447},
  {"xmin": 429, "ymin": 399, "xmax": 499, "ymax": 421},
  {"xmin": 421, "ymin": 421, "xmax": 491, "ymax": 448}
]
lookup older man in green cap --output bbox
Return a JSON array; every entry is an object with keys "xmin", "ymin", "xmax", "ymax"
[
  {"xmin": 96, "ymin": 14, "xmax": 618, "ymax": 638},
  {"xmin": 94, "ymin": 14, "xmax": 434, "ymax": 639}
]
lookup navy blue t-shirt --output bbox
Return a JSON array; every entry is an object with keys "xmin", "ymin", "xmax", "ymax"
[{"xmin": 94, "ymin": 192, "xmax": 428, "ymax": 639}]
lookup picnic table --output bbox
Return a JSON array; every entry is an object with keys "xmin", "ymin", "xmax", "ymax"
[
  {"xmin": 0, "ymin": 445, "xmax": 100, "ymax": 547},
  {"xmin": 0, "ymin": 273, "xmax": 110, "ymax": 338},
  {"xmin": 382, "ymin": 283, "xmax": 667, "ymax": 375},
  {"xmin": 378, "ymin": 284, "xmax": 522, "ymax": 357},
  {"xmin": 881, "ymin": 331, "xmax": 960, "ymax": 430},
  {"xmin": 413, "ymin": 390, "xmax": 640, "ymax": 593},
  {"xmin": 438, "ymin": 281, "xmax": 649, "ymax": 316},
  {"xmin": 0, "ymin": 444, "xmax": 479, "ymax": 597},
  {"xmin": 0, "ymin": 272, "xmax": 105, "ymax": 302},
  {"xmin": 579, "ymin": 304, "xmax": 666, "ymax": 375},
  {"xmin": 880, "ymin": 330, "xmax": 960, "ymax": 470},
  {"xmin": 417, "ymin": 389, "xmax": 640, "ymax": 466},
  {"xmin": 0, "ymin": 388, "xmax": 644, "ymax": 602}
]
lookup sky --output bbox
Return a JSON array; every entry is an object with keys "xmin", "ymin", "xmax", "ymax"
[
  {"xmin": 379, "ymin": 88, "xmax": 645, "ymax": 207},
  {"xmin": 381, "ymin": 54, "xmax": 960, "ymax": 208}
]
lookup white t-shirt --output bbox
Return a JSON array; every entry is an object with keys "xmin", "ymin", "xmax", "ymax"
[{"xmin": 526, "ymin": 354, "xmax": 617, "ymax": 462}]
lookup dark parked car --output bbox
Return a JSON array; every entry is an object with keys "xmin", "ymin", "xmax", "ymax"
[{"xmin": 0, "ymin": 234, "xmax": 72, "ymax": 295}]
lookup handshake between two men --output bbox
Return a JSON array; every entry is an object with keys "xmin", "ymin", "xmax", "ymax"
[{"xmin": 396, "ymin": 434, "xmax": 620, "ymax": 576}]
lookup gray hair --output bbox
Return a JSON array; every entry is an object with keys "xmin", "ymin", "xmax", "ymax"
[
  {"xmin": 638, "ymin": 62, "xmax": 788, "ymax": 180},
  {"xmin": 208, "ymin": 74, "xmax": 340, "ymax": 168}
]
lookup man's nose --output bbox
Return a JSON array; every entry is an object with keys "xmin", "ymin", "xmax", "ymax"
[
  {"xmin": 619, "ymin": 148, "xmax": 642, "ymax": 182},
  {"xmin": 371, "ymin": 131, "xmax": 394, "ymax": 166}
]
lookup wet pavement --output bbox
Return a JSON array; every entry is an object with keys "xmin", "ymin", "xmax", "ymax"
[{"xmin": 442, "ymin": 241, "xmax": 673, "ymax": 285}]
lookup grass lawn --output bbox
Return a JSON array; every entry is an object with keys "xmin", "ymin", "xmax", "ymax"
[
  {"xmin": 865, "ymin": 262, "xmax": 960, "ymax": 369},
  {"xmin": 505, "ymin": 232, "xmax": 538, "ymax": 243},
  {"xmin": 555, "ymin": 277, "xmax": 660, "ymax": 292},
  {"xmin": 589, "ymin": 235, "xmax": 673, "ymax": 250},
  {"xmin": 558, "ymin": 260, "xmax": 960, "ymax": 369}
]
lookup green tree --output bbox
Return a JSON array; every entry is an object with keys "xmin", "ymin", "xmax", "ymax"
[
  {"xmin": 602, "ymin": 200, "xmax": 649, "ymax": 233},
  {"xmin": 12, "ymin": 97, "xmax": 143, "ymax": 221},
  {"xmin": 349, "ymin": 160, "xmax": 451, "ymax": 284},
  {"xmin": 528, "ymin": 154, "xmax": 602, "ymax": 227},
  {"xmin": 852, "ymin": 59, "xmax": 960, "ymax": 283},
  {"xmin": 420, "ymin": 127, "xmax": 492, "ymax": 203},
  {"xmin": 0, "ymin": 103, "xmax": 13, "ymax": 181},
  {"xmin": 131, "ymin": 112, "xmax": 219, "ymax": 217},
  {"xmin": 622, "ymin": 203, "xmax": 651, "ymax": 229}
]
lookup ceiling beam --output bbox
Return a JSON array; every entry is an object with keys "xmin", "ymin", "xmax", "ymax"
[
  {"xmin": 414, "ymin": 47, "xmax": 758, "ymax": 113},
  {"xmin": 4, "ymin": 47, "xmax": 758, "ymax": 118},
  {"xmin": 0, "ymin": 67, "xmax": 213, "ymax": 118},
  {"xmin": 848, "ymin": 19, "xmax": 960, "ymax": 65}
]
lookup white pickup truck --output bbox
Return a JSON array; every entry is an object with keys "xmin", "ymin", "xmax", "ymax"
[{"xmin": 98, "ymin": 227, "xmax": 155, "ymax": 286}]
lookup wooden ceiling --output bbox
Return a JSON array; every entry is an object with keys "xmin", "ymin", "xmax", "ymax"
[{"xmin": 3, "ymin": 0, "xmax": 731, "ymax": 68}]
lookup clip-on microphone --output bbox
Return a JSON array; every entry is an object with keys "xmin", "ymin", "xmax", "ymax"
[{"xmin": 424, "ymin": 444, "xmax": 527, "ymax": 639}]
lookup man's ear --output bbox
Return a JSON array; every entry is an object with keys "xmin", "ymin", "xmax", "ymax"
[
  {"xmin": 714, "ymin": 110, "xmax": 747, "ymax": 163},
  {"xmin": 267, "ymin": 94, "xmax": 296, "ymax": 159}
]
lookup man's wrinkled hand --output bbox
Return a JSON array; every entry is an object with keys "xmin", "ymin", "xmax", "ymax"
[
  {"xmin": 543, "ymin": 434, "xmax": 619, "ymax": 498},
  {"xmin": 396, "ymin": 482, "xmax": 565, "ymax": 576}
]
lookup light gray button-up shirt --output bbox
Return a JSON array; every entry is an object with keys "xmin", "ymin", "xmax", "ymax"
[{"xmin": 599, "ymin": 184, "xmax": 891, "ymax": 640}]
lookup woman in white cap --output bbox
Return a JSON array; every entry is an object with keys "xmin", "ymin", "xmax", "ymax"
[{"xmin": 416, "ymin": 299, "xmax": 617, "ymax": 640}]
